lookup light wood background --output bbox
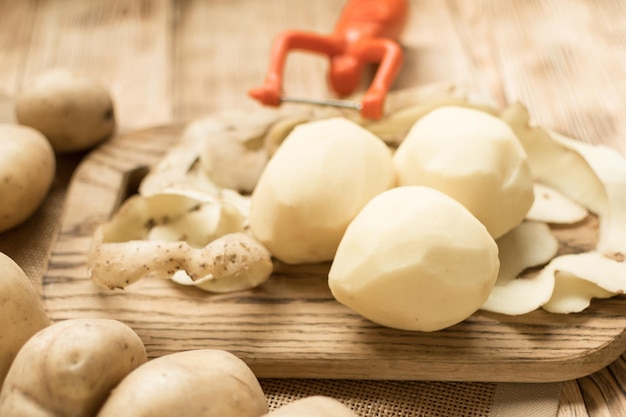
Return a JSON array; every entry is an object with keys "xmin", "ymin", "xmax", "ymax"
[{"xmin": 1, "ymin": 1, "xmax": 625, "ymax": 416}]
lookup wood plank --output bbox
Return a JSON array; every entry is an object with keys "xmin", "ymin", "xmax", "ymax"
[
  {"xmin": 172, "ymin": 0, "xmax": 336, "ymax": 122},
  {"xmin": 395, "ymin": 0, "xmax": 473, "ymax": 90},
  {"xmin": 42, "ymin": 122, "xmax": 626, "ymax": 382},
  {"xmin": 0, "ymin": 0, "xmax": 37, "ymax": 96},
  {"xmin": 445, "ymin": 0, "xmax": 507, "ymax": 106},
  {"xmin": 558, "ymin": 380, "xmax": 589, "ymax": 417},
  {"xmin": 577, "ymin": 356, "xmax": 626, "ymax": 417},
  {"xmin": 20, "ymin": 0, "xmax": 172, "ymax": 131},
  {"xmin": 480, "ymin": 0, "xmax": 626, "ymax": 155}
]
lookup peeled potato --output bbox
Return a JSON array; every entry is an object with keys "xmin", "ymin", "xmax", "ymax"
[
  {"xmin": 329, "ymin": 186, "xmax": 499, "ymax": 332},
  {"xmin": 393, "ymin": 106, "xmax": 534, "ymax": 239},
  {"xmin": 96, "ymin": 349, "xmax": 268, "ymax": 417},
  {"xmin": 250, "ymin": 117, "xmax": 395, "ymax": 264}
]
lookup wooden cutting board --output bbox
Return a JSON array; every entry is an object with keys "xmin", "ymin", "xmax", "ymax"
[{"xmin": 43, "ymin": 124, "xmax": 626, "ymax": 383}]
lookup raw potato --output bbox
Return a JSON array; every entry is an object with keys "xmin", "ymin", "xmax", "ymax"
[
  {"xmin": 96, "ymin": 349, "xmax": 268, "ymax": 417},
  {"xmin": 0, "ymin": 252, "xmax": 50, "ymax": 388},
  {"xmin": 329, "ymin": 186, "xmax": 499, "ymax": 332},
  {"xmin": 0, "ymin": 318, "xmax": 147, "ymax": 417},
  {"xmin": 250, "ymin": 117, "xmax": 396, "ymax": 264},
  {"xmin": 15, "ymin": 68, "xmax": 116, "ymax": 153},
  {"xmin": 263, "ymin": 396, "xmax": 356, "ymax": 417},
  {"xmin": 0, "ymin": 124, "xmax": 55, "ymax": 233},
  {"xmin": 394, "ymin": 106, "xmax": 534, "ymax": 239}
]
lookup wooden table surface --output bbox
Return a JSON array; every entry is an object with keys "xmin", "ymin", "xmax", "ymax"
[{"xmin": 0, "ymin": 1, "xmax": 625, "ymax": 416}]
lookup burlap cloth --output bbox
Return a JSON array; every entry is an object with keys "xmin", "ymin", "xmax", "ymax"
[{"xmin": 0, "ymin": 96, "xmax": 562, "ymax": 416}]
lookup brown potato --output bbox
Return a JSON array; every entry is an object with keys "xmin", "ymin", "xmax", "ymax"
[
  {"xmin": 0, "ymin": 124, "xmax": 55, "ymax": 233},
  {"xmin": 0, "ymin": 252, "xmax": 50, "ymax": 388},
  {"xmin": 15, "ymin": 68, "xmax": 116, "ymax": 153},
  {"xmin": 96, "ymin": 349, "xmax": 268, "ymax": 417},
  {"xmin": 263, "ymin": 396, "xmax": 357, "ymax": 417},
  {"xmin": 0, "ymin": 318, "xmax": 147, "ymax": 417}
]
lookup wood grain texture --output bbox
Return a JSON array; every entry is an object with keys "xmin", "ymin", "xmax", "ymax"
[
  {"xmin": 0, "ymin": 0, "xmax": 37, "ymax": 96},
  {"xmin": 43, "ymin": 125, "xmax": 626, "ymax": 382},
  {"xmin": 577, "ymin": 356, "xmax": 626, "ymax": 417},
  {"xmin": 478, "ymin": 0, "xmax": 626, "ymax": 156},
  {"xmin": 172, "ymin": 0, "xmax": 337, "ymax": 122},
  {"xmin": 558, "ymin": 380, "xmax": 589, "ymax": 417}
]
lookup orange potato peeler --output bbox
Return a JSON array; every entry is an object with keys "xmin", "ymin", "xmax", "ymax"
[{"xmin": 248, "ymin": 0, "xmax": 409, "ymax": 120}]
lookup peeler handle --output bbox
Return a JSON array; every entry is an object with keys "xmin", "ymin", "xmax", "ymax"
[{"xmin": 249, "ymin": 0, "xmax": 408, "ymax": 120}]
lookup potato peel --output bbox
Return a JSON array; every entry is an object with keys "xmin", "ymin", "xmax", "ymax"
[
  {"xmin": 90, "ymin": 232, "xmax": 272, "ymax": 291},
  {"xmin": 481, "ymin": 221, "xmax": 558, "ymax": 315},
  {"xmin": 501, "ymin": 103, "xmax": 608, "ymax": 217},
  {"xmin": 489, "ymin": 103, "xmax": 626, "ymax": 315},
  {"xmin": 526, "ymin": 183, "xmax": 588, "ymax": 224},
  {"xmin": 549, "ymin": 131, "xmax": 626, "ymax": 255},
  {"xmin": 542, "ymin": 252, "xmax": 625, "ymax": 313},
  {"xmin": 89, "ymin": 188, "xmax": 270, "ymax": 292}
]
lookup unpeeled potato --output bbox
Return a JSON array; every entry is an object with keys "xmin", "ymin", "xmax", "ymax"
[
  {"xmin": 250, "ymin": 117, "xmax": 396, "ymax": 264},
  {"xmin": 0, "ymin": 252, "xmax": 50, "ymax": 388},
  {"xmin": 0, "ymin": 124, "xmax": 56, "ymax": 233},
  {"xmin": 263, "ymin": 396, "xmax": 357, "ymax": 417},
  {"xmin": 15, "ymin": 68, "xmax": 116, "ymax": 153},
  {"xmin": 96, "ymin": 349, "xmax": 268, "ymax": 417},
  {"xmin": 0, "ymin": 318, "xmax": 147, "ymax": 417}
]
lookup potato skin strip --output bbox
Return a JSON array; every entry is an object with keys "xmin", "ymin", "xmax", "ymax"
[
  {"xmin": 481, "ymin": 222, "xmax": 558, "ymax": 315},
  {"xmin": 89, "ymin": 232, "xmax": 272, "ymax": 291},
  {"xmin": 526, "ymin": 183, "xmax": 588, "ymax": 224},
  {"xmin": 542, "ymin": 252, "xmax": 625, "ymax": 313},
  {"xmin": 501, "ymin": 103, "xmax": 608, "ymax": 217},
  {"xmin": 549, "ymin": 131, "xmax": 626, "ymax": 255}
]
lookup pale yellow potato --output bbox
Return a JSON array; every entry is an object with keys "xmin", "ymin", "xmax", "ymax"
[
  {"xmin": 394, "ymin": 106, "xmax": 534, "ymax": 239},
  {"xmin": 0, "ymin": 252, "xmax": 50, "ymax": 388},
  {"xmin": 263, "ymin": 396, "xmax": 356, "ymax": 417},
  {"xmin": 96, "ymin": 349, "xmax": 268, "ymax": 417},
  {"xmin": 0, "ymin": 318, "xmax": 147, "ymax": 417},
  {"xmin": 0, "ymin": 124, "xmax": 55, "ymax": 233},
  {"xmin": 16, "ymin": 68, "xmax": 116, "ymax": 153},
  {"xmin": 329, "ymin": 186, "xmax": 499, "ymax": 332},
  {"xmin": 250, "ymin": 117, "xmax": 396, "ymax": 264}
]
